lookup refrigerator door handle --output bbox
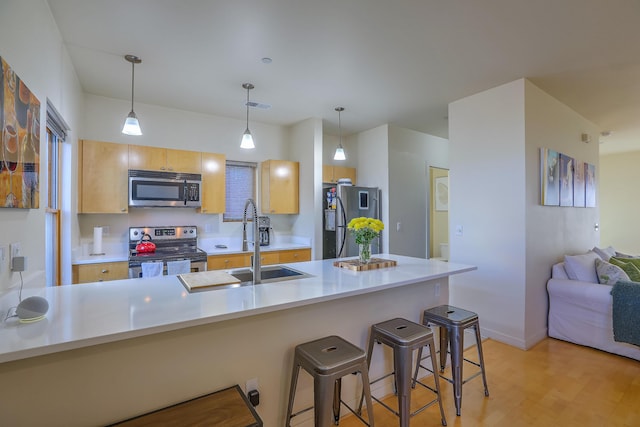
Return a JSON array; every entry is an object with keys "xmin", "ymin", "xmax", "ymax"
[{"xmin": 336, "ymin": 195, "xmax": 348, "ymax": 258}]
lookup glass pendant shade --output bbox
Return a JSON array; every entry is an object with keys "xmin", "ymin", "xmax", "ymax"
[
  {"xmin": 241, "ymin": 83, "xmax": 256, "ymax": 149},
  {"xmin": 333, "ymin": 144, "xmax": 346, "ymax": 160},
  {"xmin": 122, "ymin": 55, "xmax": 142, "ymax": 136},
  {"xmin": 241, "ymin": 128, "xmax": 255, "ymax": 149},
  {"xmin": 122, "ymin": 111, "xmax": 142, "ymax": 135},
  {"xmin": 334, "ymin": 106, "xmax": 346, "ymax": 160}
]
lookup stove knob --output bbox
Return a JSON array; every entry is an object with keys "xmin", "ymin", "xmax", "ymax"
[{"xmin": 133, "ymin": 231, "xmax": 139, "ymax": 236}]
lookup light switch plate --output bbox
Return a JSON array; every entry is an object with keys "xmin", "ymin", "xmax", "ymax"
[{"xmin": 0, "ymin": 246, "xmax": 6, "ymax": 273}]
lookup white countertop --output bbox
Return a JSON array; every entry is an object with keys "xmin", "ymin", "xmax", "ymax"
[
  {"xmin": 72, "ymin": 236, "xmax": 311, "ymax": 265},
  {"xmin": 0, "ymin": 255, "xmax": 475, "ymax": 364}
]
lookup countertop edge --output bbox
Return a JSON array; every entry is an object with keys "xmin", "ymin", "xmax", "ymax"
[{"xmin": 1, "ymin": 256, "xmax": 476, "ymax": 364}]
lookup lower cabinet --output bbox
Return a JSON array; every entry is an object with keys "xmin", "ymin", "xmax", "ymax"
[
  {"xmin": 277, "ymin": 249, "xmax": 311, "ymax": 263},
  {"xmin": 207, "ymin": 253, "xmax": 250, "ymax": 270},
  {"xmin": 72, "ymin": 262, "xmax": 129, "ymax": 284},
  {"xmin": 207, "ymin": 248, "xmax": 311, "ymax": 271}
]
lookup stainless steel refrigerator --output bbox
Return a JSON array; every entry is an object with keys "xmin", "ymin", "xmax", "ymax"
[{"xmin": 323, "ymin": 183, "xmax": 381, "ymax": 259}]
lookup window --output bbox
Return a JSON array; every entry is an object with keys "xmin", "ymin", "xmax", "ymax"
[
  {"xmin": 45, "ymin": 100, "xmax": 69, "ymax": 286},
  {"xmin": 224, "ymin": 160, "xmax": 257, "ymax": 222}
]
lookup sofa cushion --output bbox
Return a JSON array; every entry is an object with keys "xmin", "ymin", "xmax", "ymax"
[
  {"xmin": 609, "ymin": 257, "xmax": 640, "ymax": 282},
  {"xmin": 595, "ymin": 258, "xmax": 630, "ymax": 285},
  {"xmin": 563, "ymin": 251, "xmax": 601, "ymax": 283},
  {"xmin": 551, "ymin": 263, "xmax": 569, "ymax": 279},
  {"xmin": 593, "ymin": 246, "xmax": 617, "ymax": 261}
]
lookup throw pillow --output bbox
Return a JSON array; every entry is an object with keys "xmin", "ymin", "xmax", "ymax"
[
  {"xmin": 595, "ymin": 258, "xmax": 630, "ymax": 285},
  {"xmin": 563, "ymin": 251, "xmax": 601, "ymax": 283},
  {"xmin": 614, "ymin": 251, "xmax": 640, "ymax": 259},
  {"xmin": 609, "ymin": 257, "xmax": 640, "ymax": 282},
  {"xmin": 593, "ymin": 246, "xmax": 617, "ymax": 261}
]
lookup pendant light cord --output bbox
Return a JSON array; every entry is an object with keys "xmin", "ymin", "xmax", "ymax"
[
  {"xmin": 130, "ymin": 60, "xmax": 135, "ymax": 112},
  {"xmin": 338, "ymin": 109, "xmax": 342, "ymax": 146},
  {"xmin": 246, "ymin": 86, "xmax": 250, "ymax": 129}
]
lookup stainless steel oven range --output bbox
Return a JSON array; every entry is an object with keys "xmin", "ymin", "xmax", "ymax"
[{"xmin": 128, "ymin": 226, "xmax": 207, "ymax": 278}]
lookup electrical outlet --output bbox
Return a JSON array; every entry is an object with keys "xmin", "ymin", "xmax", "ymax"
[
  {"xmin": 10, "ymin": 242, "xmax": 21, "ymax": 263},
  {"xmin": 102, "ymin": 226, "xmax": 110, "ymax": 236},
  {"xmin": 245, "ymin": 377, "xmax": 259, "ymax": 393}
]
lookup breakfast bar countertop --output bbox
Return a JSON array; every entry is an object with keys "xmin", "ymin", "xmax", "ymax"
[{"xmin": 0, "ymin": 255, "xmax": 475, "ymax": 364}]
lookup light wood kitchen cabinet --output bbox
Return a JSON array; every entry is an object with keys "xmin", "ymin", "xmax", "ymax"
[
  {"xmin": 277, "ymin": 248, "xmax": 311, "ymax": 263},
  {"xmin": 206, "ymin": 248, "xmax": 310, "ymax": 271},
  {"xmin": 259, "ymin": 252, "xmax": 279, "ymax": 265},
  {"xmin": 261, "ymin": 159, "xmax": 299, "ymax": 214},
  {"xmin": 207, "ymin": 253, "xmax": 250, "ymax": 270},
  {"xmin": 78, "ymin": 140, "xmax": 129, "ymax": 213},
  {"xmin": 128, "ymin": 145, "xmax": 202, "ymax": 173},
  {"xmin": 323, "ymin": 164, "xmax": 356, "ymax": 184},
  {"xmin": 198, "ymin": 152, "xmax": 226, "ymax": 214},
  {"xmin": 72, "ymin": 262, "xmax": 129, "ymax": 284}
]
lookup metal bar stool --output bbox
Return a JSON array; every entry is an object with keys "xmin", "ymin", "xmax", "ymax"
[
  {"xmin": 285, "ymin": 335, "xmax": 375, "ymax": 427},
  {"xmin": 357, "ymin": 318, "xmax": 447, "ymax": 427},
  {"xmin": 414, "ymin": 305, "xmax": 489, "ymax": 416}
]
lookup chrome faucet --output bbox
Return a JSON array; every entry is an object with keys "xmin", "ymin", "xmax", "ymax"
[{"xmin": 242, "ymin": 198, "xmax": 261, "ymax": 284}]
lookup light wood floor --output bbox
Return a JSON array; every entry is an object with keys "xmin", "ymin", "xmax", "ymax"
[{"xmin": 339, "ymin": 338, "xmax": 640, "ymax": 427}]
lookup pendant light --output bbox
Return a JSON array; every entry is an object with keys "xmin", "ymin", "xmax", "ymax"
[
  {"xmin": 240, "ymin": 83, "xmax": 255, "ymax": 149},
  {"xmin": 122, "ymin": 54, "xmax": 142, "ymax": 136},
  {"xmin": 333, "ymin": 107, "xmax": 346, "ymax": 160}
]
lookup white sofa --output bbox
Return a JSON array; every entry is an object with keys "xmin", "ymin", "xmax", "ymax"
[{"xmin": 547, "ymin": 261, "xmax": 640, "ymax": 361}]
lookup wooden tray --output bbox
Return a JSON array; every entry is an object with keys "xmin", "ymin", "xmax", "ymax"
[
  {"xmin": 178, "ymin": 270, "xmax": 241, "ymax": 292},
  {"xmin": 110, "ymin": 384, "xmax": 262, "ymax": 426},
  {"xmin": 333, "ymin": 258, "xmax": 397, "ymax": 271}
]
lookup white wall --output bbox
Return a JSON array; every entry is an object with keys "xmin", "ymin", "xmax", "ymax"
[
  {"xmin": 523, "ymin": 79, "xmax": 600, "ymax": 345},
  {"xmin": 449, "ymin": 78, "xmax": 600, "ymax": 349},
  {"xmin": 354, "ymin": 125, "xmax": 390, "ymax": 253},
  {"xmin": 388, "ymin": 125, "xmax": 448, "ymax": 258},
  {"xmin": 449, "ymin": 80, "xmax": 528, "ymax": 347},
  {"xmin": 289, "ymin": 118, "xmax": 323, "ymax": 258},
  {"xmin": 600, "ymin": 151, "xmax": 640, "ymax": 254},
  {"xmin": 0, "ymin": 0, "xmax": 83, "ymax": 291}
]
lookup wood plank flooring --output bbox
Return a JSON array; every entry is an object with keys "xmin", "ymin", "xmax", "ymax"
[{"xmin": 338, "ymin": 338, "xmax": 640, "ymax": 427}]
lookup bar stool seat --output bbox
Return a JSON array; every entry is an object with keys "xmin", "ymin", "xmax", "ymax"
[
  {"xmin": 415, "ymin": 305, "xmax": 489, "ymax": 416},
  {"xmin": 285, "ymin": 335, "xmax": 375, "ymax": 427},
  {"xmin": 358, "ymin": 318, "xmax": 447, "ymax": 427}
]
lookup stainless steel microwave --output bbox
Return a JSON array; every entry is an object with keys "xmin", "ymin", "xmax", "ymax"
[{"xmin": 128, "ymin": 170, "xmax": 202, "ymax": 207}]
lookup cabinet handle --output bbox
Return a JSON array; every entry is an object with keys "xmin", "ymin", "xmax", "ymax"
[
  {"xmin": 101, "ymin": 269, "xmax": 109, "ymax": 273},
  {"xmin": 160, "ymin": 166, "xmax": 166, "ymax": 170},
  {"xmin": 224, "ymin": 259, "xmax": 229, "ymax": 264},
  {"xmin": 294, "ymin": 254, "xmax": 298, "ymax": 258},
  {"xmin": 98, "ymin": 279, "xmax": 104, "ymax": 282},
  {"xmin": 121, "ymin": 208, "xmax": 126, "ymax": 212}
]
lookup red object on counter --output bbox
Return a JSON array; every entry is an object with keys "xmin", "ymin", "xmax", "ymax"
[{"xmin": 135, "ymin": 234, "xmax": 156, "ymax": 253}]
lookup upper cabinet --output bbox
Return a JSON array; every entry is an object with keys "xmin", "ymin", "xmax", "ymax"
[
  {"xmin": 78, "ymin": 140, "xmax": 129, "ymax": 214},
  {"xmin": 128, "ymin": 145, "xmax": 202, "ymax": 174},
  {"xmin": 323, "ymin": 165, "xmax": 356, "ymax": 185},
  {"xmin": 199, "ymin": 152, "xmax": 226, "ymax": 214},
  {"xmin": 261, "ymin": 159, "xmax": 299, "ymax": 214}
]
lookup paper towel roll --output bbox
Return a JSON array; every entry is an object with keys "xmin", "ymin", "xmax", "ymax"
[{"xmin": 92, "ymin": 227, "xmax": 104, "ymax": 255}]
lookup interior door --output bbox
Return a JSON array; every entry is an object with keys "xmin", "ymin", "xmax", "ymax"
[{"xmin": 429, "ymin": 167, "xmax": 449, "ymax": 260}]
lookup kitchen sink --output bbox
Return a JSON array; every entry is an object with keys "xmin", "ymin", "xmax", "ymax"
[{"xmin": 230, "ymin": 265, "xmax": 311, "ymax": 284}]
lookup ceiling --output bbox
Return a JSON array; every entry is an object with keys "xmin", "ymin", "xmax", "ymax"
[{"xmin": 46, "ymin": 0, "xmax": 640, "ymax": 154}]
